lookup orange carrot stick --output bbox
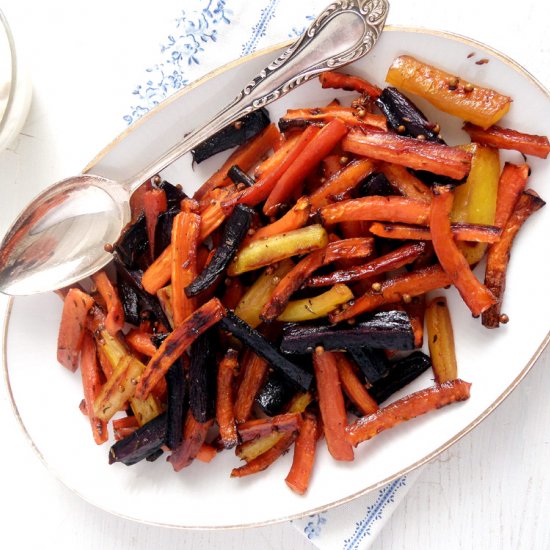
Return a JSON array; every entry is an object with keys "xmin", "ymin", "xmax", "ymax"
[
  {"xmin": 379, "ymin": 162, "xmax": 431, "ymax": 202},
  {"xmin": 463, "ymin": 123, "xmax": 550, "ymax": 159},
  {"xmin": 237, "ymin": 412, "xmax": 301, "ymax": 443},
  {"xmin": 234, "ymin": 351, "xmax": 269, "ymax": 424},
  {"xmin": 285, "ymin": 412, "xmax": 319, "ymax": 495},
  {"xmin": 142, "ymin": 245, "xmax": 172, "ymax": 295},
  {"xmin": 126, "ymin": 329, "xmax": 157, "ymax": 357},
  {"xmin": 196, "ymin": 443, "xmax": 217, "ymax": 463},
  {"xmin": 313, "ymin": 348, "xmax": 354, "ymax": 461},
  {"xmin": 135, "ymin": 298, "xmax": 226, "ymax": 399},
  {"xmin": 80, "ymin": 332, "xmax": 108, "ymax": 444},
  {"xmin": 57, "ymin": 288, "xmax": 95, "ymax": 371},
  {"xmin": 253, "ymin": 131, "xmax": 302, "ymax": 178},
  {"xmin": 168, "ymin": 412, "xmax": 213, "ymax": 471},
  {"xmin": 171, "ymin": 207, "xmax": 201, "ymax": 326},
  {"xmin": 320, "ymin": 196, "xmax": 431, "ymax": 226},
  {"xmin": 319, "ymin": 71, "xmax": 382, "ymax": 98},
  {"xmin": 430, "ymin": 185, "xmax": 496, "ymax": 316},
  {"xmin": 92, "ymin": 271, "xmax": 125, "ymax": 335},
  {"xmin": 346, "ymin": 379, "xmax": 471, "ymax": 446},
  {"xmin": 216, "ymin": 349, "xmax": 239, "ymax": 449},
  {"xmin": 342, "ymin": 129, "xmax": 472, "ymax": 180},
  {"xmin": 263, "ymin": 119, "xmax": 348, "ymax": 216},
  {"xmin": 335, "ymin": 353, "xmax": 379, "ymax": 415},
  {"xmin": 493, "ymin": 163, "xmax": 530, "ymax": 228},
  {"xmin": 143, "ymin": 187, "xmax": 167, "ymax": 260}
]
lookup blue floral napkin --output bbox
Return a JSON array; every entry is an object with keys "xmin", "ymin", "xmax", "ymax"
[{"xmin": 124, "ymin": 1, "xmax": 420, "ymax": 547}]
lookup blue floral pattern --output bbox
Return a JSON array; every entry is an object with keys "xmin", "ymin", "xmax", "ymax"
[
  {"xmin": 343, "ymin": 477, "xmax": 408, "ymax": 549},
  {"xmin": 241, "ymin": 0, "xmax": 280, "ymax": 56},
  {"xmin": 304, "ymin": 511, "xmax": 328, "ymax": 539},
  {"xmin": 123, "ymin": 0, "xmax": 232, "ymax": 125}
]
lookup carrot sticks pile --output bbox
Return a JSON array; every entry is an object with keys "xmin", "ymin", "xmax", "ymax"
[{"xmin": 56, "ymin": 54, "xmax": 546, "ymax": 495}]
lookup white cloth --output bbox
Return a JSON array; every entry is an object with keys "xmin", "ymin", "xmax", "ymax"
[{"xmin": 119, "ymin": 1, "xmax": 420, "ymax": 547}]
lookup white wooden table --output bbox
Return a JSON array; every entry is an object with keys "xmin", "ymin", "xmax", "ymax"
[{"xmin": 1, "ymin": 1, "xmax": 548, "ymax": 548}]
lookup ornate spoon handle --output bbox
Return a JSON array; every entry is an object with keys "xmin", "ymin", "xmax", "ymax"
[{"xmin": 124, "ymin": 0, "xmax": 389, "ymax": 192}]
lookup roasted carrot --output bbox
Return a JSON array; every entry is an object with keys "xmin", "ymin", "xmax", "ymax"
[
  {"xmin": 126, "ymin": 329, "xmax": 157, "ymax": 357},
  {"xmin": 199, "ymin": 200, "xmax": 229, "ymax": 242},
  {"xmin": 245, "ymin": 196, "xmax": 310, "ymax": 244},
  {"xmin": 168, "ymin": 412, "xmax": 213, "ymax": 472},
  {"xmin": 143, "ymin": 187, "xmax": 167, "ymax": 261},
  {"xmin": 57, "ymin": 288, "xmax": 95, "ymax": 371},
  {"xmin": 482, "ymin": 190, "xmax": 545, "ymax": 328},
  {"xmin": 134, "ymin": 298, "xmax": 226, "ymax": 399},
  {"xmin": 237, "ymin": 412, "xmax": 301, "ymax": 443},
  {"xmin": 329, "ymin": 264, "xmax": 452, "ymax": 323},
  {"xmin": 193, "ymin": 123, "xmax": 279, "ymax": 201},
  {"xmin": 142, "ymin": 245, "xmax": 172, "ymax": 295},
  {"xmin": 196, "ymin": 443, "xmax": 217, "ymax": 463},
  {"xmin": 253, "ymin": 131, "xmax": 302, "ymax": 178},
  {"xmin": 216, "ymin": 349, "xmax": 239, "ymax": 449},
  {"xmin": 231, "ymin": 431, "xmax": 296, "ymax": 478},
  {"xmin": 260, "ymin": 238, "xmax": 374, "ymax": 322},
  {"xmin": 306, "ymin": 242, "xmax": 427, "ymax": 287},
  {"xmin": 234, "ymin": 351, "xmax": 269, "ymax": 424},
  {"xmin": 320, "ymin": 195, "xmax": 431, "ymax": 226},
  {"xmin": 285, "ymin": 412, "xmax": 319, "ymax": 495},
  {"xmin": 112, "ymin": 415, "xmax": 139, "ymax": 441},
  {"xmin": 404, "ymin": 295, "xmax": 426, "ymax": 349},
  {"xmin": 346, "ymin": 379, "xmax": 471, "ymax": 446},
  {"xmin": 221, "ymin": 277, "xmax": 245, "ymax": 310},
  {"xmin": 322, "ymin": 154, "xmax": 345, "ymax": 179},
  {"xmin": 80, "ymin": 332, "xmax": 108, "ymax": 444},
  {"xmin": 342, "ymin": 128, "xmax": 472, "ymax": 180},
  {"xmin": 309, "ymin": 159, "xmax": 377, "ymax": 211},
  {"xmin": 171, "ymin": 207, "xmax": 201, "ymax": 326},
  {"xmin": 369, "ymin": 221, "xmax": 502, "ymax": 243},
  {"xmin": 319, "ymin": 70, "xmax": 382, "ymax": 98},
  {"xmin": 278, "ymin": 106, "xmax": 387, "ymax": 132},
  {"xmin": 92, "ymin": 271, "xmax": 125, "ymax": 335},
  {"xmin": 379, "ymin": 162, "xmax": 431, "ymax": 202},
  {"xmin": 335, "ymin": 353, "xmax": 379, "ymax": 415},
  {"xmin": 263, "ymin": 119, "xmax": 348, "ymax": 216},
  {"xmin": 430, "ymin": 185, "xmax": 496, "ymax": 316},
  {"xmin": 494, "ymin": 163, "xmax": 530, "ymax": 228},
  {"xmin": 224, "ymin": 126, "xmax": 320, "ymax": 209},
  {"xmin": 463, "ymin": 123, "xmax": 550, "ymax": 159},
  {"xmin": 313, "ymin": 348, "xmax": 354, "ymax": 461}
]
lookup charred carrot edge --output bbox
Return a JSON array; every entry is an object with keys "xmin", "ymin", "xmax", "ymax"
[
  {"xmin": 463, "ymin": 123, "xmax": 550, "ymax": 159},
  {"xmin": 482, "ymin": 190, "xmax": 546, "ymax": 328},
  {"xmin": 319, "ymin": 71, "xmax": 382, "ymax": 98},
  {"xmin": 342, "ymin": 129, "xmax": 472, "ymax": 180},
  {"xmin": 92, "ymin": 271, "xmax": 125, "ymax": 336},
  {"xmin": 494, "ymin": 163, "xmax": 530, "ymax": 228},
  {"xmin": 196, "ymin": 443, "xmax": 217, "ymax": 463},
  {"xmin": 306, "ymin": 242, "xmax": 427, "ymax": 288},
  {"xmin": 313, "ymin": 348, "xmax": 354, "ymax": 461},
  {"xmin": 263, "ymin": 119, "xmax": 349, "ymax": 216},
  {"xmin": 425, "ymin": 296, "xmax": 458, "ymax": 383},
  {"xmin": 430, "ymin": 185, "xmax": 496, "ymax": 316},
  {"xmin": 379, "ymin": 162, "xmax": 431, "ymax": 202},
  {"xmin": 231, "ymin": 431, "xmax": 296, "ymax": 478},
  {"xmin": 171, "ymin": 207, "xmax": 201, "ymax": 326},
  {"xmin": 142, "ymin": 245, "xmax": 172, "ymax": 295},
  {"xmin": 329, "ymin": 264, "xmax": 452, "ymax": 323},
  {"xmin": 80, "ymin": 332, "xmax": 108, "ymax": 444},
  {"xmin": 193, "ymin": 123, "xmax": 280, "ymax": 201},
  {"xmin": 126, "ymin": 329, "xmax": 157, "ymax": 357},
  {"xmin": 322, "ymin": 154, "xmax": 344, "ymax": 179},
  {"xmin": 135, "ymin": 298, "xmax": 226, "ymax": 399},
  {"xmin": 346, "ymin": 379, "xmax": 471, "ymax": 446},
  {"xmin": 369, "ymin": 221, "xmax": 502, "ymax": 243},
  {"xmin": 221, "ymin": 277, "xmax": 245, "ymax": 310},
  {"xmin": 335, "ymin": 353, "xmax": 379, "ymax": 415},
  {"xmin": 285, "ymin": 412, "xmax": 319, "ymax": 495},
  {"xmin": 260, "ymin": 238, "xmax": 374, "ymax": 322},
  {"xmin": 112, "ymin": 415, "xmax": 139, "ymax": 440},
  {"xmin": 224, "ymin": 126, "xmax": 320, "ymax": 210},
  {"xmin": 234, "ymin": 352, "xmax": 269, "ymax": 424},
  {"xmin": 216, "ymin": 349, "xmax": 239, "ymax": 449},
  {"xmin": 57, "ymin": 288, "xmax": 95, "ymax": 371},
  {"xmin": 309, "ymin": 159, "xmax": 377, "ymax": 211},
  {"xmin": 143, "ymin": 187, "xmax": 167, "ymax": 260},
  {"xmin": 246, "ymin": 196, "xmax": 311, "ymax": 244},
  {"xmin": 320, "ymin": 196, "xmax": 431, "ymax": 226},
  {"xmin": 279, "ymin": 106, "xmax": 387, "ymax": 132},
  {"xmin": 237, "ymin": 412, "xmax": 301, "ymax": 443},
  {"xmin": 168, "ymin": 413, "xmax": 214, "ymax": 472}
]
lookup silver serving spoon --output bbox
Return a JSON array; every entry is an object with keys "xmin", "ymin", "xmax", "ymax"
[{"xmin": 0, "ymin": 0, "xmax": 388, "ymax": 295}]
